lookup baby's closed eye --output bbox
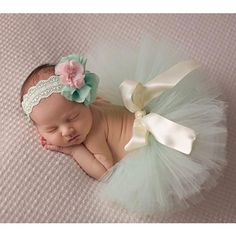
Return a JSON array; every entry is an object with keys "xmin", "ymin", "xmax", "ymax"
[{"xmin": 46, "ymin": 127, "xmax": 58, "ymax": 133}]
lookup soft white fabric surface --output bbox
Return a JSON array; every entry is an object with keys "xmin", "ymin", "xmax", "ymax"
[{"xmin": 0, "ymin": 14, "xmax": 235, "ymax": 223}]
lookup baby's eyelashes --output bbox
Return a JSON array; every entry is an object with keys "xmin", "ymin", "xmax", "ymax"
[{"xmin": 46, "ymin": 127, "xmax": 58, "ymax": 133}]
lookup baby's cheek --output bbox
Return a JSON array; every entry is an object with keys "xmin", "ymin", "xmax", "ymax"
[
  {"xmin": 46, "ymin": 134, "xmax": 60, "ymax": 145},
  {"xmin": 39, "ymin": 132, "xmax": 54, "ymax": 145},
  {"xmin": 84, "ymin": 116, "xmax": 93, "ymax": 134},
  {"xmin": 37, "ymin": 130, "xmax": 61, "ymax": 147}
]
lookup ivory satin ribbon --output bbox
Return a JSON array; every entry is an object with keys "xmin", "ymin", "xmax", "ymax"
[{"xmin": 119, "ymin": 60, "xmax": 200, "ymax": 155}]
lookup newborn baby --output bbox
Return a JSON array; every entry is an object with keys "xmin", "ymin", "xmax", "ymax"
[
  {"xmin": 21, "ymin": 64, "xmax": 134, "ymax": 180},
  {"xmin": 21, "ymin": 50, "xmax": 227, "ymax": 215}
]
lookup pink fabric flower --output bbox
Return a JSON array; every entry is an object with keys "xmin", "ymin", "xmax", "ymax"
[{"xmin": 55, "ymin": 60, "xmax": 85, "ymax": 88}]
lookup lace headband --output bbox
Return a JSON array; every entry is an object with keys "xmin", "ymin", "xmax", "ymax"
[{"xmin": 22, "ymin": 54, "xmax": 99, "ymax": 117}]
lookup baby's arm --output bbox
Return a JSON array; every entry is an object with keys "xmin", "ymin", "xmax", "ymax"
[
  {"xmin": 93, "ymin": 142, "xmax": 114, "ymax": 170},
  {"xmin": 44, "ymin": 143, "xmax": 107, "ymax": 180},
  {"xmin": 84, "ymin": 134, "xmax": 115, "ymax": 171},
  {"xmin": 72, "ymin": 144, "xmax": 108, "ymax": 180}
]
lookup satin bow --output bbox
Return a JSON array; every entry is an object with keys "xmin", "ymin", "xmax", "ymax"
[{"xmin": 120, "ymin": 60, "xmax": 200, "ymax": 155}]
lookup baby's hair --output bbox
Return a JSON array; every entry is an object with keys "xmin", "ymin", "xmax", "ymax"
[{"xmin": 20, "ymin": 64, "xmax": 55, "ymax": 102}]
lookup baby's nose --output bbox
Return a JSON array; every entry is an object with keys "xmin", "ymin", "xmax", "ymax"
[{"xmin": 61, "ymin": 126, "xmax": 76, "ymax": 137}]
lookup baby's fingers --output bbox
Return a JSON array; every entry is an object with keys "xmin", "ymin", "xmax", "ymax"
[
  {"xmin": 39, "ymin": 136, "xmax": 47, "ymax": 146},
  {"xmin": 44, "ymin": 144, "xmax": 64, "ymax": 153},
  {"xmin": 44, "ymin": 144, "xmax": 73, "ymax": 156}
]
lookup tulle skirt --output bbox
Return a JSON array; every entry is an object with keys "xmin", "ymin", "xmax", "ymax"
[{"xmin": 87, "ymin": 36, "xmax": 227, "ymax": 216}]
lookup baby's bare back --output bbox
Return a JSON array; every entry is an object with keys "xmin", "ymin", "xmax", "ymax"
[{"xmin": 85, "ymin": 102, "xmax": 134, "ymax": 163}]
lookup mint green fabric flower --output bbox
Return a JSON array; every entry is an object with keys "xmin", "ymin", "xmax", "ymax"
[
  {"xmin": 58, "ymin": 54, "xmax": 87, "ymax": 66},
  {"xmin": 60, "ymin": 71, "xmax": 99, "ymax": 105},
  {"xmin": 56, "ymin": 54, "xmax": 99, "ymax": 105}
]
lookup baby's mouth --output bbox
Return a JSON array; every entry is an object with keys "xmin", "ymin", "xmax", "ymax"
[{"xmin": 69, "ymin": 134, "xmax": 80, "ymax": 142}]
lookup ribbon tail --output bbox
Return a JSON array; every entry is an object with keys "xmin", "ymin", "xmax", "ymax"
[
  {"xmin": 142, "ymin": 113, "xmax": 196, "ymax": 155},
  {"xmin": 124, "ymin": 119, "xmax": 149, "ymax": 152},
  {"xmin": 143, "ymin": 60, "xmax": 200, "ymax": 106},
  {"xmin": 120, "ymin": 60, "xmax": 200, "ymax": 113}
]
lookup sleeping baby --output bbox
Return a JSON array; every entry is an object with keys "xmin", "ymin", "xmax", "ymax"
[
  {"xmin": 21, "ymin": 52, "xmax": 227, "ymax": 215},
  {"xmin": 21, "ymin": 57, "xmax": 134, "ymax": 180}
]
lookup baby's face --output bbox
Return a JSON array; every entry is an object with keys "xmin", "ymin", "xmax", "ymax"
[{"xmin": 30, "ymin": 93, "xmax": 93, "ymax": 147}]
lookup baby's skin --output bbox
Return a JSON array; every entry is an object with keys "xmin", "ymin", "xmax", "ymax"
[{"xmin": 30, "ymin": 92, "xmax": 135, "ymax": 180}]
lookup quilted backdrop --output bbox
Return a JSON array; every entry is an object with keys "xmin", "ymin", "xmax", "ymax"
[{"xmin": 0, "ymin": 14, "xmax": 235, "ymax": 223}]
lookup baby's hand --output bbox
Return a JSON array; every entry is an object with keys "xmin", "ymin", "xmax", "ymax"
[
  {"xmin": 39, "ymin": 135, "xmax": 109, "ymax": 179},
  {"xmin": 39, "ymin": 135, "xmax": 75, "ymax": 156},
  {"xmin": 44, "ymin": 144, "xmax": 72, "ymax": 155}
]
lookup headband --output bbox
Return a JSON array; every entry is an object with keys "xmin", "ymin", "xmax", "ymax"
[{"xmin": 22, "ymin": 54, "xmax": 99, "ymax": 117}]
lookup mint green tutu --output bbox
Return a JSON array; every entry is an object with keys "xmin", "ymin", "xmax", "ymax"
[{"xmin": 87, "ymin": 36, "xmax": 227, "ymax": 216}]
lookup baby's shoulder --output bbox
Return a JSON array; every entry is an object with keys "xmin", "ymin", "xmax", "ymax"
[
  {"xmin": 88, "ymin": 103, "xmax": 130, "ymax": 139},
  {"xmin": 84, "ymin": 104, "xmax": 109, "ymax": 152},
  {"xmin": 91, "ymin": 102, "xmax": 128, "ymax": 119}
]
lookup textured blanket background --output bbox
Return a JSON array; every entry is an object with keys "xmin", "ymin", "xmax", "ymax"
[{"xmin": 0, "ymin": 14, "xmax": 235, "ymax": 223}]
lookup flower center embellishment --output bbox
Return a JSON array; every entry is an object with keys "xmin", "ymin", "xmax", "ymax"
[{"xmin": 55, "ymin": 59, "xmax": 85, "ymax": 89}]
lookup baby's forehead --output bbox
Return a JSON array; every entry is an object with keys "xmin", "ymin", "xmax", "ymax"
[
  {"xmin": 30, "ymin": 93, "xmax": 79, "ymax": 124},
  {"xmin": 38, "ymin": 93, "xmax": 76, "ymax": 109}
]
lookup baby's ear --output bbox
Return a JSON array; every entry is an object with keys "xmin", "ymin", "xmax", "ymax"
[{"xmin": 39, "ymin": 135, "xmax": 47, "ymax": 146}]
